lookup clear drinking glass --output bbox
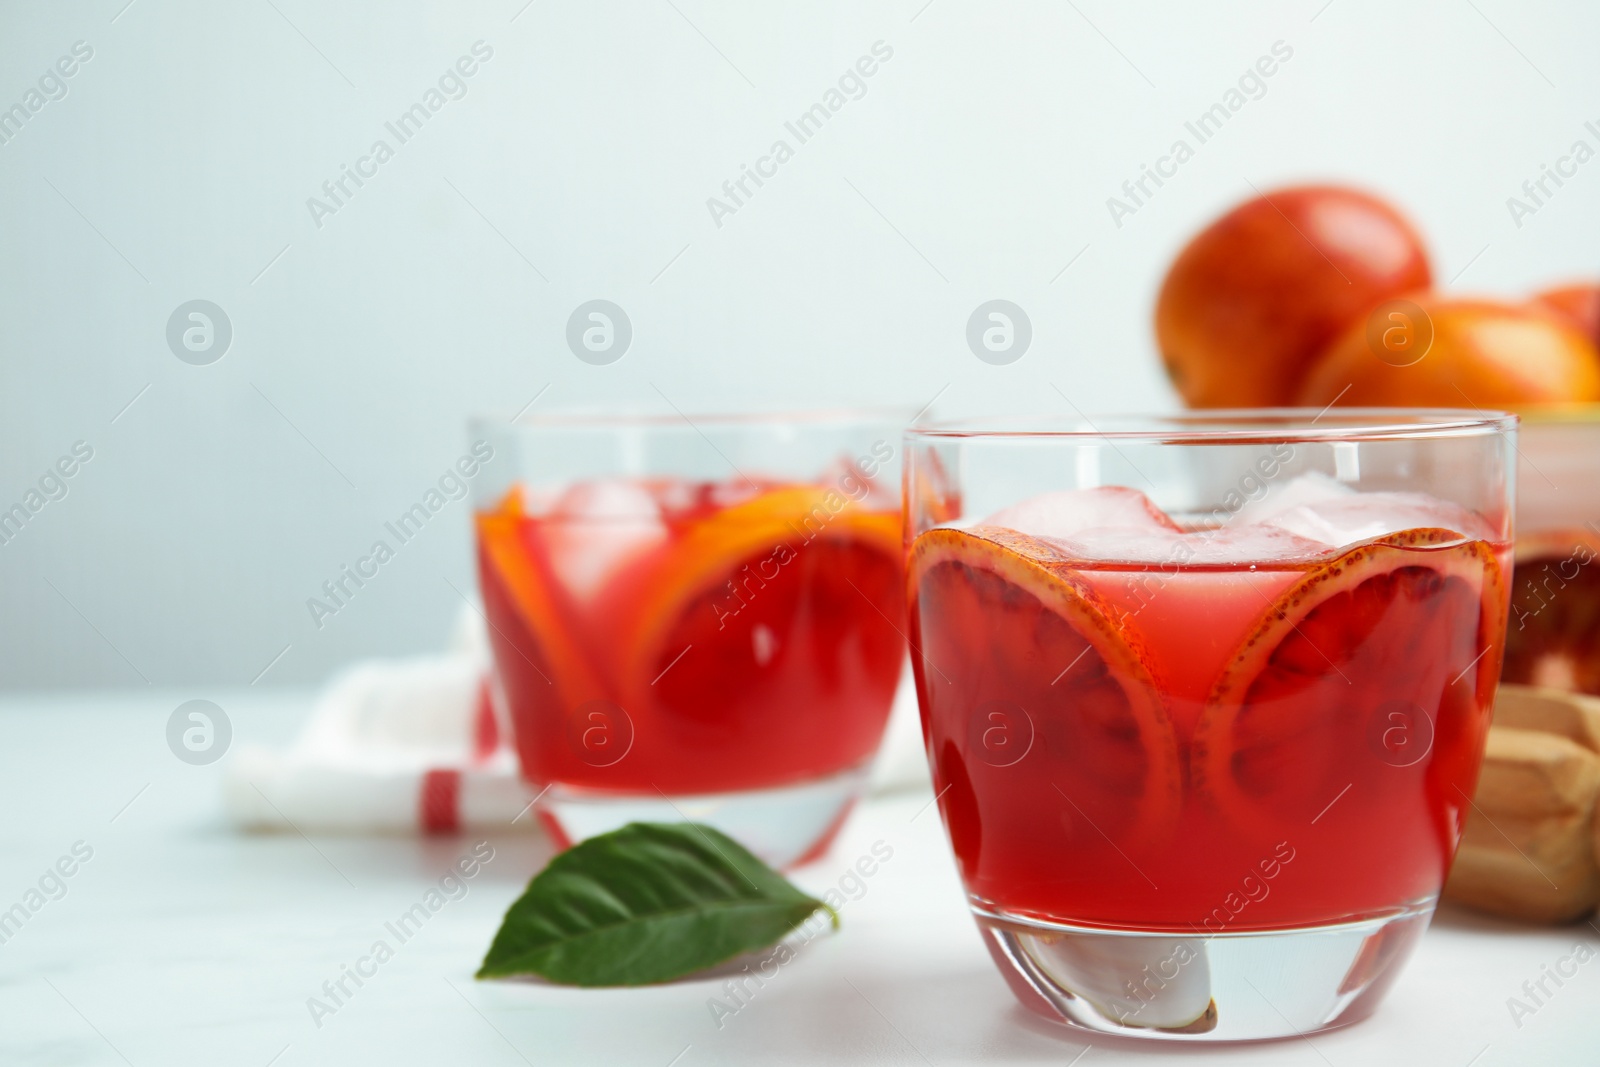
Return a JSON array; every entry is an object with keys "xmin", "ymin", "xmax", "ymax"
[
  {"xmin": 1502, "ymin": 406, "xmax": 1600, "ymax": 696},
  {"xmin": 903, "ymin": 410, "xmax": 1515, "ymax": 1041},
  {"xmin": 472, "ymin": 410, "xmax": 905, "ymax": 868}
]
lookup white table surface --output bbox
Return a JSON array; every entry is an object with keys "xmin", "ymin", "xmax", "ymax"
[{"xmin": 2, "ymin": 689, "xmax": 1596, "ymax": 1067}]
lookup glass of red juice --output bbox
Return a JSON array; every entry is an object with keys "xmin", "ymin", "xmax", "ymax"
[
  {"xmin": 1500, "ymin": 406, "xmax": 1600, "ymax": 695},
  {"xmin": 904, "ymin": 411, "xmax": 1515, "ymax": 1041},
  {"xmin": 472, "ymin": 411, "xmax": 906, "ymax": 868}
]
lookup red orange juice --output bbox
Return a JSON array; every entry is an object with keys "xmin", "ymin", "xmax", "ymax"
[{"xmin": 909, "ymin": 485, "xmax": 1509, "ymax": 932}]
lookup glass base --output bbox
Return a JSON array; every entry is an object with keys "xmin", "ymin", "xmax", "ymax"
[
  {"xmin": 533, "ymin": 761, "xmax": 872, "ymax": 869},
  {"xmin": 975, "ymin": 898, "xmax": 1434, "ymax": 1042}
]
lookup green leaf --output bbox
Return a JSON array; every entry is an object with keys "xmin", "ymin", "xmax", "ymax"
[{"xmin": 476, "ymin": 822, "xmax": 837, "ymax": 986}]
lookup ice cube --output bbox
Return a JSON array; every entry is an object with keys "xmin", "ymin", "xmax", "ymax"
[
  {"xmin": 980, "ymin": 482, "xmax": 1485, "ymax": 565},
  {"xmin": 1166, "ymin": 524, "xmax": 1333, "ymax": 565},
  {"xmin": 649, "ymin": 478, "xmax": 700, "ymax": 518},
  {"xmin": 1228, "ymin": 471, "xmax": 1354, "ymax": 528},
  {"xmin": 1043, "ymin": 523, "xmax": 1326, "ymax": 566},
  {"xmin": 1263, "ymin": 490, "xmax": 1494, "ymax": 550},
  {"xmin": 516, "ymin": 484, "xmax": 563, "ymax": 515},
  {"xmin": 984, "ymin": 487, "xmax": 1331, "ymax": 565},
  {"xmin": 985, "ymin": 487, "xmax": 1179, "ymax": 540},
  {"xmin": 554, "ymin": 479, "xmax": 665, "ymax": 522},
  {"xmin": 709, "ymin": 477, "xmax": 766, "ymax": 510},
  {"xmin": 546, "ymin": 479, "xmax": 669, "ymax": 601}
]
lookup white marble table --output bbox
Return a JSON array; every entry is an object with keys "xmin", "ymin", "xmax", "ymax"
[{"xmin": 1, "ymin": 689, "xmax": 1595, "ymax": 1066}]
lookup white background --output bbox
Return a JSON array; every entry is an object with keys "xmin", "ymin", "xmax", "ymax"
[{"xmin": 3, "ymin": 0, "xmax": 1598, "ymax": 689}]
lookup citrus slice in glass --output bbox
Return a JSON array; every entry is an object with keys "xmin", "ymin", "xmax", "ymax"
[
  {"xmin": 1193, "ymin": 527, "xmax": 1506, "ymax": 831},
  {"xmin": 606, "ymin": 485, "xmax": 905, "ymax": 789},
  {"xmin": 907, "ymin": 526, "xmax": 1182, "ymax": 857},
  {"xmin": 476, "ymin": 491, "xmax": 611, "ymax": 709}
]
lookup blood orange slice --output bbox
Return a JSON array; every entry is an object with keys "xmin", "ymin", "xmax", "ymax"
[
  {"xmin": 1193, "ymin": 528, "xmax": 1506, "ymax": 831},
  {"xmin": 908, "ymin": 527, "xmax": 1182, "ymax": 858},
  {"xmin": 476, "ymin": 494, "xmax": 610, "ymax": 708},
  {"xmin": 1502, "ymin": 527, "xmax": 1600, "ymax": 695},
  {"xmin": 477, "ymin": 492, "xmax": 631, "ymax": 793},
  {"xmin": 604, "ymin": 485, "xmax": 905, "ymax": 791},
  {"xmin": 613, "ymin": 485, "xmax": 901, "ymax": 701}
]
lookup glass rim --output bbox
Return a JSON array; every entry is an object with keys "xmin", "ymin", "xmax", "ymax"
[
  {"xmin": 904, "ymin": 408, "xmax": 1518, "ymax": 444},
  {"xmin": 474, "ymin": 404, "xmax": 915, "ymax": 432}
]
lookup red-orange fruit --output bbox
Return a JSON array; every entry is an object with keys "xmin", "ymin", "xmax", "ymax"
[
  {"xmin": 1156, "ymin": 185, "xmax": 1432, "ymax": 407},
  {"xmin": 1533, "ymin": 283, "xmax": 1600, "ymax": 348},
  {"xmin": 1295, "ymin": 295, "xmax": 1600, "ymax": 408}
]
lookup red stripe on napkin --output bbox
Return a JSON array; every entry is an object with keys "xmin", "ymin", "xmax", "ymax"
[{"xmin": 419, "ymin": 768, "xmax": 461, "ymax": 834}]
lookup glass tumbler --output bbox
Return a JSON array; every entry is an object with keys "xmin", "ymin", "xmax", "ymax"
[
  {"xmin": 903, "ymin": 410, "xmax": 1515, "ymax": 1041},
  {"xmin": 473, "ymin": 410, "xmax": 905, "ymax": 868},
  {"xmin": 1501, "ymin": 405, "xmax": 1600, "ymax": 696}
]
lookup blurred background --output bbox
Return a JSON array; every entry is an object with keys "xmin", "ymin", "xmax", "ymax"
[{"xmin": 3, "ymin": 0, "xmax": 1598, "ymax": 690}]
